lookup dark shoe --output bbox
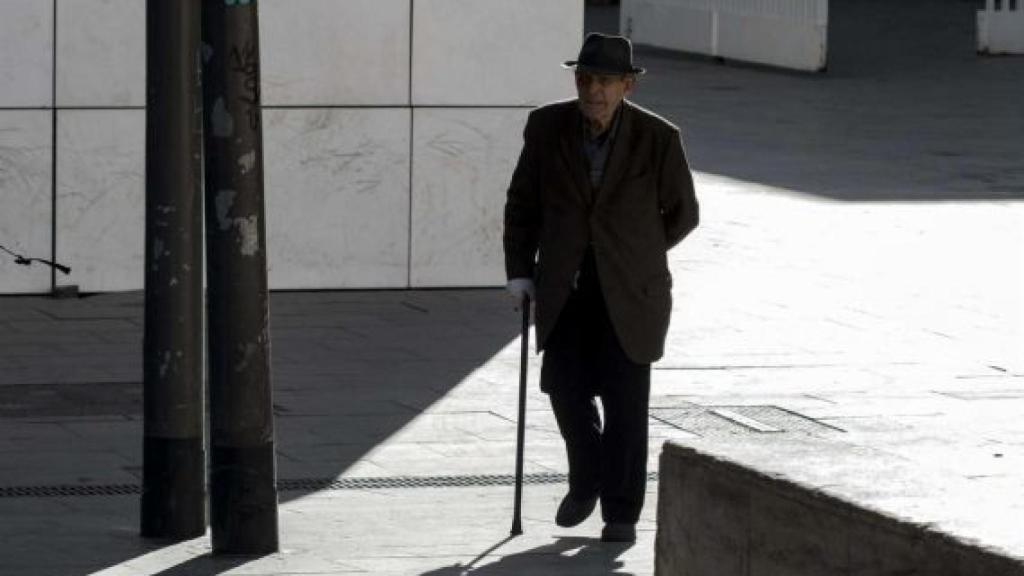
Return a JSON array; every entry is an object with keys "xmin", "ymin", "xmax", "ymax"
[
  {"xmin": 601, "ymin": 522, "xmax": 636, "ymax": 543},
  {"xmin": 555, "ymin": 493, "xmax": 598, "ymax": 527}
]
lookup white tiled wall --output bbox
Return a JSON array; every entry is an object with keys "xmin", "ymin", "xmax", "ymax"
[
  {"xmin": 261, "ymin": 0, "xmax": 411, "ymax": 106},
  {"xmin": 264, "ymin": 108, "xmax": 411, "ymax": 289},
  {"xmin": 413, "ymin": 0, "xmax": 581, "ymax": 105},
  {"xmin": 0, "ymin": 111, "xmax": 53, "ymax": 293},
  {"xmin": 0, "ymin": 0, "xmax": 583, "ymax": 293},
  {"xmin": 56, "ymin": 109, "xmax": 145, "ymax": 292},
  {"xmin": 56, "ymin": 0, "xmax": 146, "ymax": 107},
  {"xmin": 410, "ymin": 108, "xmax": 528, "ymax": 287},
  {"xmin": 0, "ymin": 0, "xmax": 53, "ymax": 107}
]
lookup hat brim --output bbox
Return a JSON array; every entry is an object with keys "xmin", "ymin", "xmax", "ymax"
[{"xmin": 563, "ymin": 61, "xmax": 646, "ymax": 75}]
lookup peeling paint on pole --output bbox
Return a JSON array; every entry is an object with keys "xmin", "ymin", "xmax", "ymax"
[
  {"xmin": 235, "ymin": 215, "xmax": 259, "ymax": 256},
  {"xmin": 238, "ymin": 150, "xmax": 256, "ymax": 174},
  {"xmin": 215, "ymin": 189, "xmax": 236, "ymax": 230},
  {"xmin": 211, "ymin": 97, "xmax": 235, "ymax": 138}
]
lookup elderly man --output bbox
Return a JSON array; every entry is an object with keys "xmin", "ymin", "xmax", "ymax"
[{"xmin": 503, "ymin": 33, "xmax": 699, "ymax": 542}]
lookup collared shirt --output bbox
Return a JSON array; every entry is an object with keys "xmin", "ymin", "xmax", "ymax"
[{"xmin": 581, "ymin": 104, "xmax": 623, "ymax": 189}]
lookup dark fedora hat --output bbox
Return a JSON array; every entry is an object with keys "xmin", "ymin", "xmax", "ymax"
[{"xmin": 563, "ymin": 33, "xmax": 645, "ymax": 75}]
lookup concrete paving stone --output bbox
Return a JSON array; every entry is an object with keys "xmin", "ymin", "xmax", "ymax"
[
  {"xmin": 0, "ymin": 342, "xmax": 82, "ymax": 358},
  {"xmin": 366, "ymin": 450, "xmax": 557, "ymax": 478},
  {"xmin": 0, "ymin": 305, "xmax": 51, "ymax": 321},
  {"xmin": 95, "ymin": 331, "xmax": 144, "ymax": 347},
  {"xmin": 0, "ymin": 366, "xmax": 127, "ymax": 386},
  {"xmin": 418, "ymin": 394, "xmax": 535, "ymax": 416},
  {"xmin": 815, "ymin": 415, "xmax": 916, "ymax": 436},
  {"xmin": 277, "ymin": 414, "xmax": 415, "ymax": 447},
  {"xmin": 0, "ymin": 326, "xmax": 116, "ymax": 347},
  {"xmin": 3, "ymin": 354, "xmax": 138, "ymax": 377},
  {"xmin": 276, "ymin": 484, "xmax": 658, "ymax": 563},
  {"xmin": 797, "ymin": 398, "xmax": 959, "ymax": 420},
  {"xmin": 884, "ymin": 443, "xmax": 1019, "ymax": 479},
  {"xmin": 276, "ymin": 396, "xmax": 412, "ymax": 418},
  {"xmin": 30, "ymin": 307, "xmax": 141, "ymax": 322},
  {"xmin": 277, "ymin": 455, "xmax": 387, "ymax": 481},
  {"xmin": 0, "ymin": 420, "xmax": 79, "ymax": 452},
  {"xmin": 383, "ymin": 412, "xmax": 516, "ymax": 445},
  {"xmin": 648, "ymin": 422, "xmax": 702, "ymax": 446},
  {"xmin": 5, "ymin": 318, "xmax": 137, "ymax": 334},
  {"xmin": 56, "ymin": 419, "xmax": 141, "ymax": 453}
]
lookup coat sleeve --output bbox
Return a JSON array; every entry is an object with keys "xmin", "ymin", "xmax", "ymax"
[
  {"xmin": 503, "ymin": 112, "xmax": 542, "ymax": 280},
  {"xmin": 658, "ymin": 130, "xmax": 699, "ymax": 249}
]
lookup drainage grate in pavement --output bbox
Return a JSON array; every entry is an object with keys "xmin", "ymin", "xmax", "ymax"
[
  {"xmin": 0, "ymin": 484, "xmax": 140, "ymax": 498},
  {"xmin": 0, "ymin": 472, "xmax": 660, "ymax": 499},
  {"xmin": 650, "ymin": 405, "xmax": 842, "ymax": 437}
]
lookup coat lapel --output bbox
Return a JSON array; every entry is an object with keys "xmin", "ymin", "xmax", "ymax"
[
  {"xmin": 557, "ymin": 104, "xmax": 592, "ymax": 207},
  {"xmin": 595, "ymin": 100, "xmax": 635, "ymax": 204}
]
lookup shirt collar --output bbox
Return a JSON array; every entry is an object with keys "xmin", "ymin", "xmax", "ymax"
[{"xmin": 581, "ymin": 102, "xmax": 623, "ymax": 145}]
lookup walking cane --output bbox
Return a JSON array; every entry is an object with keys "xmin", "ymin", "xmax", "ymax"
[{"xmin": 511, "ymin": 294, "xmax": 530, "ymax": 536}]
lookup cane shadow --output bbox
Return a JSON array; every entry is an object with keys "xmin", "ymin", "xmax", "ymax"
[{"xmin": 419, "ymin": 536, "xmax": 637, "ymax": 576}]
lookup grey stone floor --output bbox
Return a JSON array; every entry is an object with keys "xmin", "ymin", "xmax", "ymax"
[{"xmin": 2, "ymin": 1, "xmax": 1023, "ymax": 574}]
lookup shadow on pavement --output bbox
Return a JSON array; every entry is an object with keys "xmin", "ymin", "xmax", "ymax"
[
  {"xmin": 633, "ymin": 0, "xmax": 1024, "ymax": 202},
  {"xmin": 419, "ymin": 536, "xmax": 636, "ymax": 576},
  {"xmin": 0, "ymin": 289, "xmax": 524, "ymax": 575},
  {"xmin": 145, "ymin": 552, "xmax": 263, "ymax": 576}
]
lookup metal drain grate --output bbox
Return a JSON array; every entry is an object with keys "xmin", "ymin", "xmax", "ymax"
[
  {"xmin": 0, "ymin": 472, "xmax": 660, "ymax": 499},
  {"xmin": 650, "ymin": 405, "xmax": 842, "ymax": 437},
  {"xmin": 0, "ymin": 484, "xmax": 141, "ymax": 498},
  {"xmin": 278, "ymin": 473, "xmax": 569, "ymax": 492}
]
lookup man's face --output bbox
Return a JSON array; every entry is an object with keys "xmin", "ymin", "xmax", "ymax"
[{"xmin": 575, "ymin": 70, "xmax": 634, "ymax": 128}]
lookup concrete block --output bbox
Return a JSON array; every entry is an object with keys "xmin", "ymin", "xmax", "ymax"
[
  {"xmin": 977, "ymin": 7, "xmax": 1024, "ymax": 55},
  {"xmin": 656, "ymin": 449, "xmax": 750, "ymax": 576},
  {"xmin": 411, "ymin": 0, "xmax": 582, "ymax": 105},
  {"xmin": 655, "ymin": 441, "xmax": 1024, "ymax": 576},
  {"xmin": 0, "ymin": 111, "xmax": 53, "ymax": 294},
  {"xmin": 748, "ymin": 487, "xmax": 849, "ymax": 576},
  {"xmin": 717, "ymin": 11, "xmax": 828, "ymax": 72},
  {"xmin": 56, "ymin": 109, "xmax": 145, "ymax": 292},
  {"xmin": 847, "ymin": 518, "xmax": 930, "ymax": 576},
  {"xmin": 260, "ymin": 0, "xmax": 410, "ymax": 106},
  {"xmin": 56, "ymin": 0, "xmax": 145, "ymax": 107},
  {"xmin": 409, "ymin": 108, "xmax": 528, "ymax": 287},
  {"xmin": 263, "ymin": 108, "xmax": 410, "ymax": 289},
  {"xmin": 622, "ymin": 1, "xmax": 713, "ymax": 56},
  {"xmin": 0, "ymin": 0, "xmax": 53, "ymax": 107},
  {"xmin": 622, "ymin": 0, "xmax": 828, "ymax": 72}
]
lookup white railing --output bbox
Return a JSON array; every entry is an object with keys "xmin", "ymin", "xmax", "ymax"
[
  {"xmin": 978, "ymin": 0, "xmax": 1024, "ymax": 54},
  {"xmin": 622, "ymin": 0, "xmax": 828, "ymax": 72}
]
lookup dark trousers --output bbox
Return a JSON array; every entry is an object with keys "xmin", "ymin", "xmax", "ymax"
[{"xmin": 540, "ymin": 251, "xmax": 651, "ymax": 524}]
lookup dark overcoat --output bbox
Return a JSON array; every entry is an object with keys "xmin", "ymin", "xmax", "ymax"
[{"xmin": 503, "ymin": 98, "xmax": 699, "ymax": 364}]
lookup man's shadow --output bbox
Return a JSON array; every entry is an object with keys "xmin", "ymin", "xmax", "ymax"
[{"xmin": 419, "ymin": 536, "xmax": 637, "ymax": 576}]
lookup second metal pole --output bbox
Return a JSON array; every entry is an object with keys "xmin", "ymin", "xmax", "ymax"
[{"xmin": 201, "ymin": 0, "xmax": 279, "ymax": 555}]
